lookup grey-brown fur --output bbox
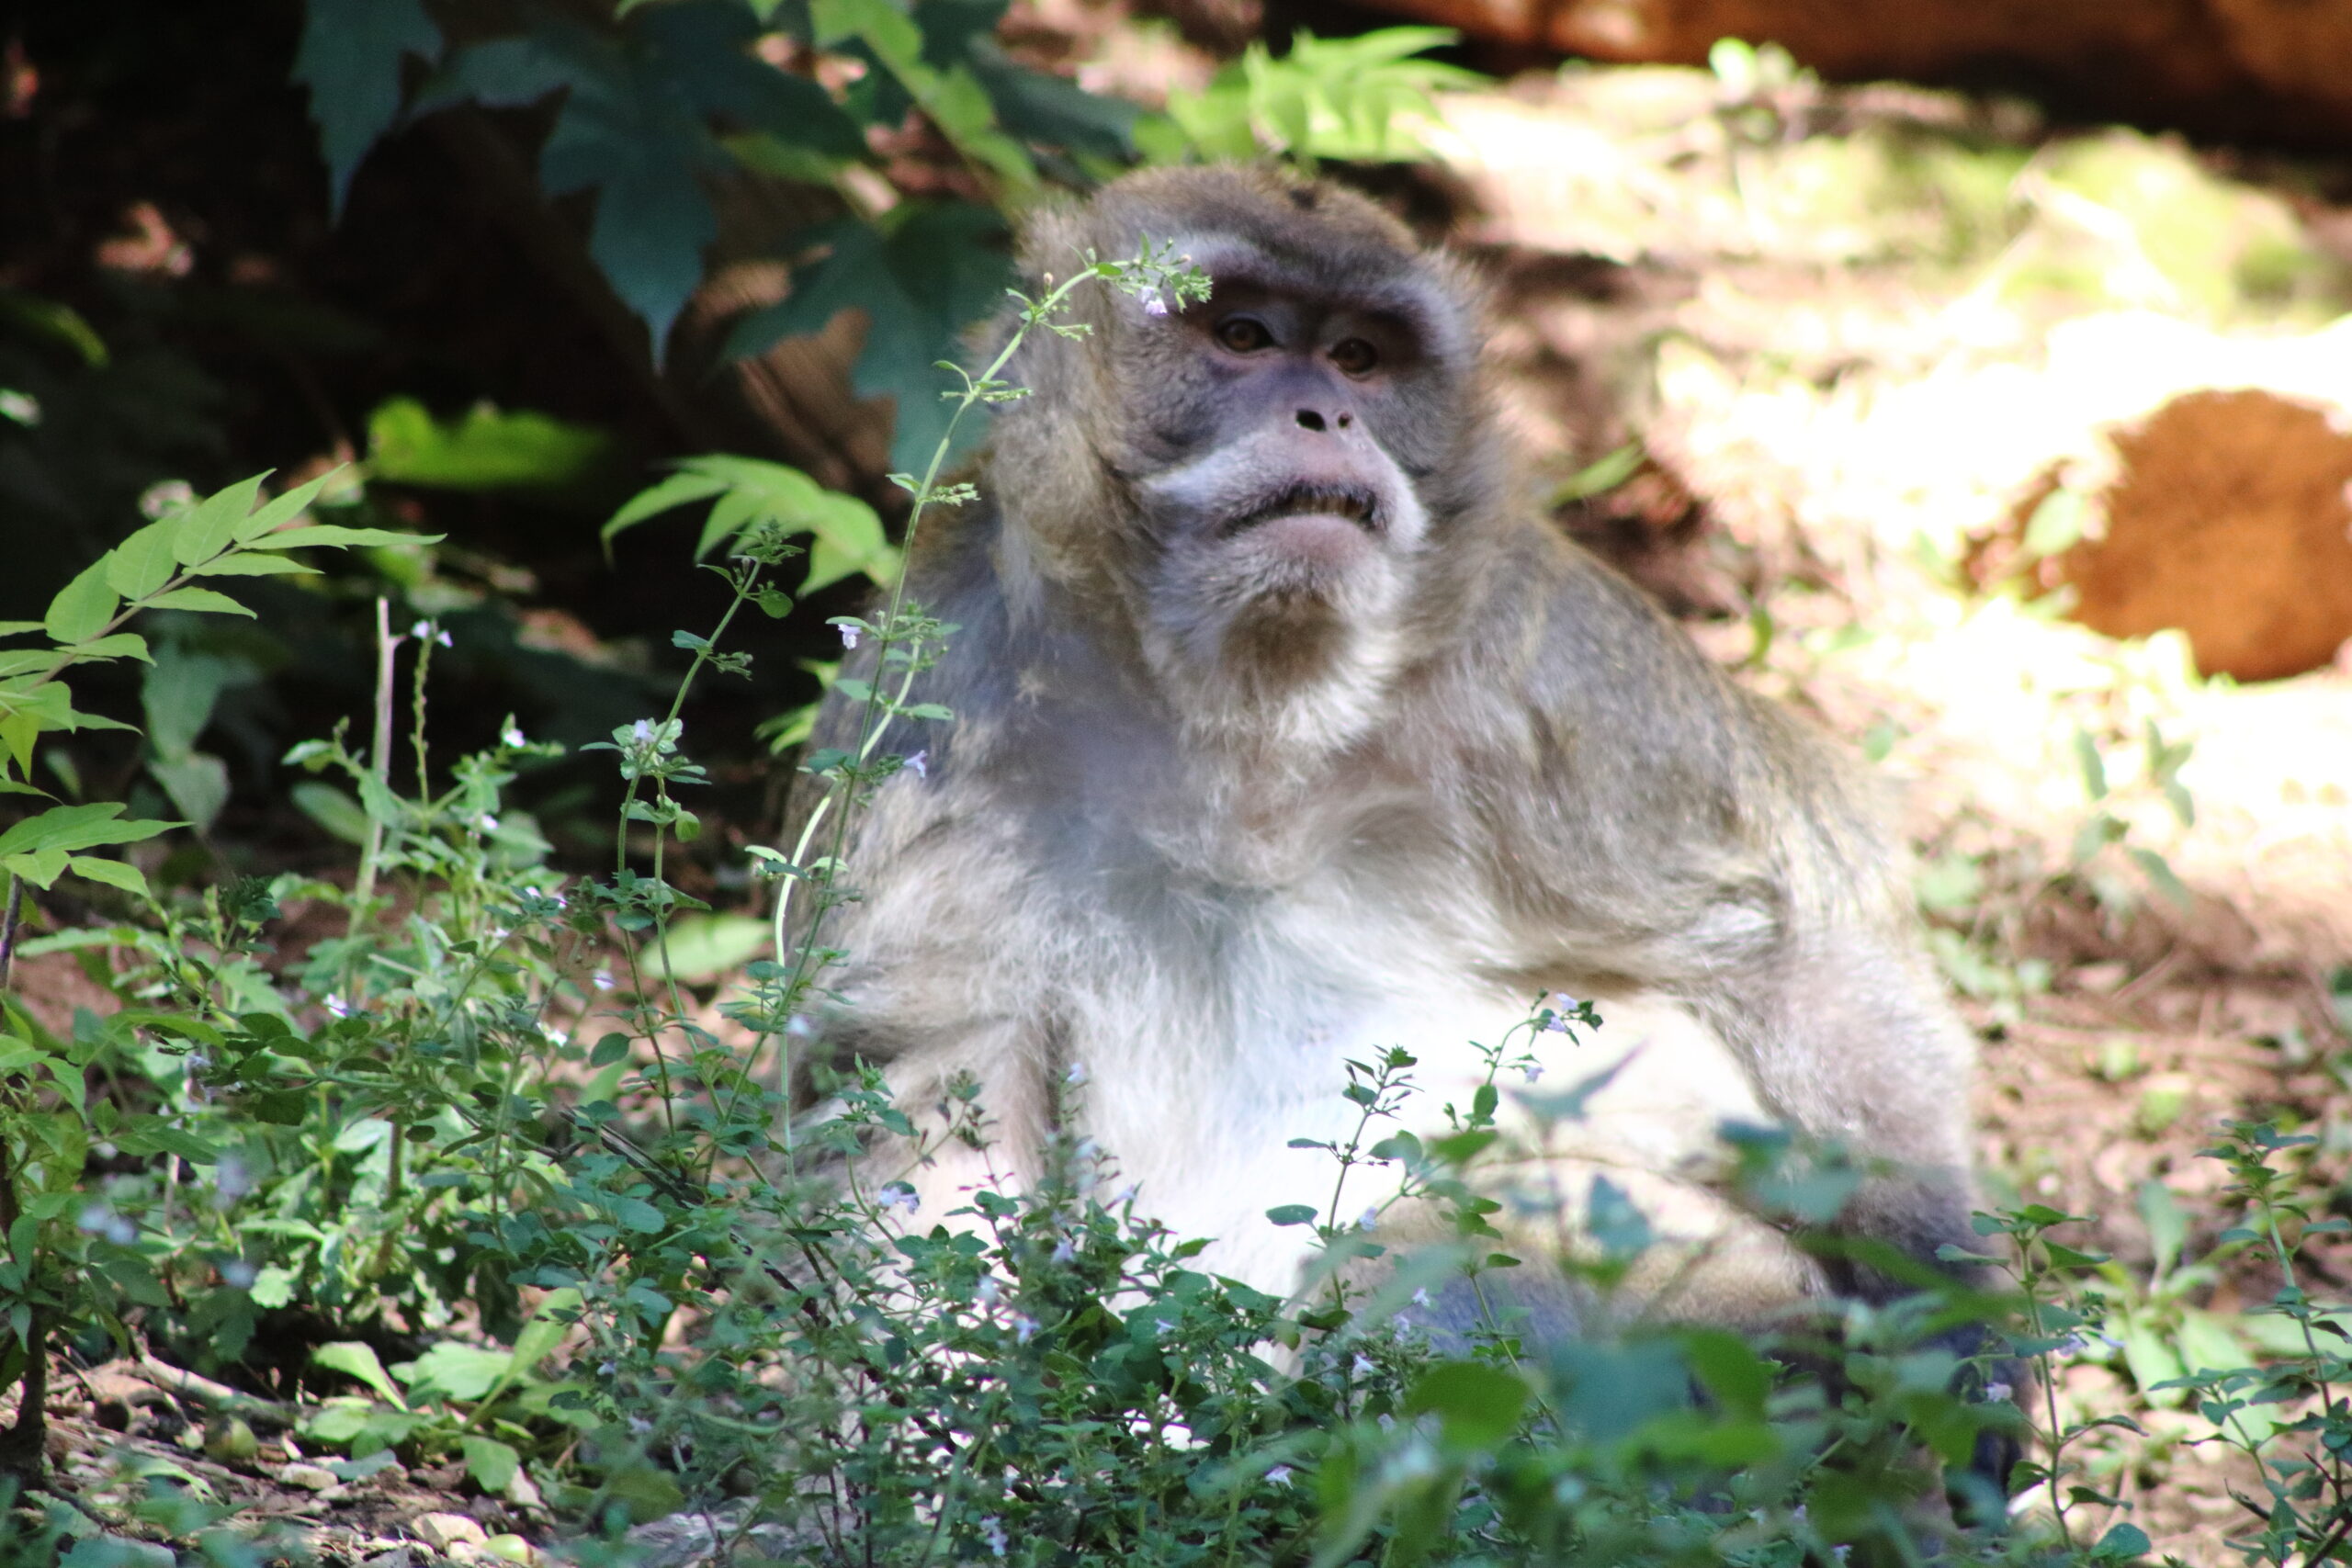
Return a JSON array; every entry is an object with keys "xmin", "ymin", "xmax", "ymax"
[{"xmin": 798, "ymin": 166, "xmax": 1984, "ymax": 1337}]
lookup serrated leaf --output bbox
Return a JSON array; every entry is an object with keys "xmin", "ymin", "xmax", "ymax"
[
  {"xmin": 293, "ymin": 0, "xmax": 443, "ymax": 216},
  {"xmin": 106, "ymin": 518, "xmax": 183, "ymax": 599},
  {"xmin": 142, "ymin": 588, "xmax": 255, "ymax": 618},
  {"xmin": 44, "ymin": 560, "xmax": 119, "ymax": 647}
]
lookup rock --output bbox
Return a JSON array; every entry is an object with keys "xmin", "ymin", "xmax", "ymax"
[
  {"xmin": 279, "ymin": 1461, "xmax": 341, "ymax": 1493},
  {"xmin": 414, "ymin": 1513, "xmax": 491, "ymax": 1553}
]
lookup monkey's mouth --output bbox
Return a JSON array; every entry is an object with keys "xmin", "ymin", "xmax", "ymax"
[{"xmin": 1223, "ymin": 484, "xmax": 1383, "ymax": 538}]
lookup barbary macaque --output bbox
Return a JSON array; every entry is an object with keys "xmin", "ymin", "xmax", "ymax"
[{"xmin": 799, "ymin": 165, "xmax": 1997, "ymax": 1424}]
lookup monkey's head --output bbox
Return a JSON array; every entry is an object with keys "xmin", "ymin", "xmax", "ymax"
[{"xmin": 988, "ymin": 167, "xmax": 1503, "ymax": 750}]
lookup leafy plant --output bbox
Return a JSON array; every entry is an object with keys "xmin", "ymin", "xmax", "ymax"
[{"xmin": 1137, "ymin": 28, "xmax": 1479, "ymax": 166}]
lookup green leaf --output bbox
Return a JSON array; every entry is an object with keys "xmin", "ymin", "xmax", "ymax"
[
  {"xmin": 106, "ymin": 518, "xmax": 184, "ymax": 600},
  {"xmin": 1406, "ymin": 1361, "xmax": 1529, "ymax": 1451},
  {"xmin": 402, "ymin": 1342, "xmax": 514, "ymax": 1401},
  {"xmin": 2073, "ymin": 728, "xmax": 2108, "ymax": 801},
  {"xmin": 59, "ymin": 633, "xmax": 150, "ymax": 663},
  {"xmin": 291, "ymin": 782, "xmax": 371, "ymax": 845},
  {"xmin": 150, "ymin": 753, "xmax": 231, "ymax": 833},
  {"xmin": 368, "ymin": 397, "xmax": 612, "ymax": 491},
  {"xmin": 66, "ymin": 856, "xmax": 148, "ymax": 897},
  {"xmin": 458, "ymin": 1436, "xmax": 520, "ymax": 1495},
  {"xmin": 725, "ymin": 205, "xmax": 1012, "ymax": 471},
  {"xmin": 0, "ymin": 803, "xmax": 177, "ymax": 858},
  {"xmin": 43, "ymin": 560, "xmax": 119, "ymax": 647},
  {"xmin": 293, "ymin": 0, "xmax": 443, "ymax": 215},
  {"xmin": 190, "ymin": 554, "xmax": 321, "ymax": 578},
  {"xmin": 1265, "ymin": 1204, "xmax": 1318, "ymax": 1226},
  {"xmin": 655, "ymin": 914, "xmax": 769, "ymax": 981},
  {"xmin": 602, "ymin": 470, "xmax": 731, "ymax": 548},
  {"xmin": 261, "ymin": 524, "xmax": 441, "ymax": 550},
  {"xmin": 2093, "ymin": 1522, "xmax": 2151, "ymax": 1560},
  {"xmin": 175, "ymin": 472, "xmax": 269, "ymax": 557},
  {"xmin": 228, "ymin": 468, "xmax": 340, "ymax": 544},
  {"xmin": 141, "ymin": 588, "xmax": 254, "ymax": 618},
  {"xmin": 312, "ymin": 1341, "xmax": 409, "ymax": 1408}
]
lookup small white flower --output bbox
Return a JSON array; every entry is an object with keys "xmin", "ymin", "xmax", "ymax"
[
  {"xmin": 980, "ymin": 1517, "xmax": 1007, "ymax": 1558},
  {"xmin": 435, "ymin": 628, "xmax": 453, "ymax": 648},
  {"xmin": 323, "ymin": 993, "xmax": 352, "ymax": 1018},
  {"xmin": 592, "ymin": 969, "xmax": 616, "ymax": 992},
  {"xmin": 1411, "ymin": 1287, "xmax": 1431, "ymax": 1308},
  {"xmin": 598, "ymin": 1360, "xmax": 617, "ymax": 1378},
  {"xmin": 1265, "ymin": 1465, "xmax": 1293, "ymax": 1486},
  {"xmin": 1136, "ymin": 285, "xmax": 1169, "ymax": 317},
  {"xmin": 904, "ymin": 749, "xmax": 928, "ymax": 780},
  {"xmin": 411, "ymin": 619, "xmax": 432, "ymax": 639},
  {"xmin": 975, "ymin": 1276, "xmax": 1001, "ymax": 1306},
  {"xmin": 1113, "ymin": 1181, "xmax": 1140, "ymax": 1206},
  {"xmin": 1522, "ymin": 1063, "xmax": 1545, "ymax": 1082},
  {"xmin": 1012, "ymin": 1314, "xmax": 1038, "ymax": 1344},
  {"xmin": 1154, "ymin": 1319, "xmax": 1173, "ymax": 1338},
  {"xmin": 1984, "ymin": 1381, "xmax": 2014, "ymax": 1403},
  {"xmin": 878, "ymin": 1184, "xmax": 920, "ymax": 1215},
  {"xmin": 488, "ymin": 926, "xmax": 509, "ymax": 942},
  {"xmin": 1065, "ymin": 1061, "xmax": 1089, "ymax": 1087},
  {"xmin": 631, "ymin": 718, "xmax": 655, "ymax": 744},
  {"xmin": 221, "ymin": 1259, "xmax": 256, "ymax": 1288},
  {"xmin": 839, "ymin": 624, "xmax": 860, "ymax": 650},
  {"xmin": 786, "ymin": 1014, "xmax": 815, "ymax": 1038},
  {"xmin": 1357, "ymin": 1207, "xmax": 1379, "ymax": 1233},
  {"xmin": 626, "ymin": 1415, "xmax": 652, "ymax": 1437},
  {"xmin": 1351, "ymin": 1353, "xmax": 1376, "ymax": 1377},
  {"xmin": 503, "ymin": 724, "xmax": 526, "ymax": 748}
]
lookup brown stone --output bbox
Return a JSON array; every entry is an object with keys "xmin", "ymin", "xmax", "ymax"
[{"xmin": 2058, "ymin": 389, "xmax": 2352, "ymax": 682}]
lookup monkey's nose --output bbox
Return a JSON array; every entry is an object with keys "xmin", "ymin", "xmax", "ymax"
[{"xmin": 1295, "ymin": 409, "xmax": 1354, "ymax": 432}]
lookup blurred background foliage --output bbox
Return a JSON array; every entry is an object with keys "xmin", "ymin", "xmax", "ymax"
[{"xmin": 0, "ymin": 0, "xmax": 1472, "ymax": 897}]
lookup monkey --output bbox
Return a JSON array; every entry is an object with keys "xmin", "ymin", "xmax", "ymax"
[{"xmin": 793, "ymin": 164, "xmax": 2007, "ymax": 1475}]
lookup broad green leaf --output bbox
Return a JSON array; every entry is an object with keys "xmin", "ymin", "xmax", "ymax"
[
  {"xmin": 66, "ymin": 856, "xmax": 148, "ymax": 897},
  {"xmin": 150, "ymin": 753, "xmax": 231, "ymax": 833},
  {"xmin": 293, "ymin": 0, "xmax": 443, "ymax": 215},
  {"xmin": 4, "ymin": 847, "xmax": 69, "ymax": 888},
  {"xmin": 510, "ymin": 1287, "xmax": 582, "ymax": 1373},
  {"xmin": 263, "ymin": 524, "xmax": 442, "ymax": 550},
  {"xmin": 401, "ymin": 1341, "xmax": 514, "ymax": 1401},
  {"xmin": 191, "ymin": 554, "xmax": 321, "ymax": 578},
  {"xmin": 228, "ymin": 468, "xmax": 340, "ymax": 544},
  {"xmin": 60, "ymin": 633, "xmax": 150, "ymax": 663},
  {"xmin": 458, "ymin": 1436, "xmax": 520, "ymax": 1495},
  {"xmin": 106, "ymin": 518, "xmax": 183, "ymax": 599},
  {"xmin": 1405, "ymin": 1360, "xmax": 1528, "ymax": 1451},
  {"xmin": 174, "ymin": 473, "xmax": 269, "ymax": 559},
  {"xmin": 291, "ymin": 782, "xmax": 371, "ymax": 845},
  {"xmin": 141, "ymin": 588, "xmax": 254, "ymax": 618},
  {"xmin": 313, "ymin": 1341, "xmax": 408, "ymax": 1408},
  {"xmin": 601, "ymin": 470, "xmax": 731, "ymax": 548},
  {"xmin": 0, "ymin": 803, "xmax": 177, "ymax": 858},
  {"xmin": 631, "ymin": 1, "xmax": 862, "ymax": 157},
  {"xmin": 44, "ymin": 560, "xmax": 119, "ymax": 647},
  {"xmin": 725, "ymin": 205, "xmax": 1012, "ymax": 470},
  {"xmin": 368, "ymin": 397, "xmax": 612, "ymax": 491},
  {"xmin": 145, "ymin": 649, "xmax": 246, "ymax": 759},
  {"xmin": 655, "ymin": 914, "xmax": 768, "ymax": 980}
]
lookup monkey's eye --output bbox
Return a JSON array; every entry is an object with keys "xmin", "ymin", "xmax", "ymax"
[
  {"xmin": 1214, "ymin": 316, "xmax": 1274, "ymax": 354},
  {"xmin": 1329, "ymin": 337, "xmax": 1379, "ymax": 376}
]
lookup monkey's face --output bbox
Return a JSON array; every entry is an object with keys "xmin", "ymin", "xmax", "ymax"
[{"xmin": 1111, "ymin": 236, "xmax": 1460, "ymax": 727}]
